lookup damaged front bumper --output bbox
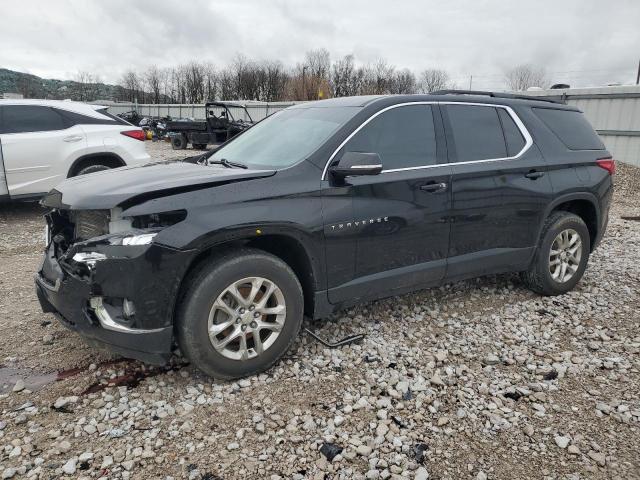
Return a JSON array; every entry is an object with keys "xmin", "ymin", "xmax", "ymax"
[{"xmin": 35, "ymin": 235, "xmax": 196, "ymax": 365}]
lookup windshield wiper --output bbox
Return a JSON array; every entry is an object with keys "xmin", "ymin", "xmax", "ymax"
[{"xmin": 208, "ymin": 158, "xmax": 248, "ymax": 169}]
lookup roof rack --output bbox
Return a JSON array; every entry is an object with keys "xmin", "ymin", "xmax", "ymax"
[{"xmin": 430, "ymin": 89, "xmax": 564, "ymax": 104}]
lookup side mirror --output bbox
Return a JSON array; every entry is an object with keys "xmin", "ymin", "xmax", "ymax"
[{"xmin": 329, "ymin": 151, "xmax": 383, "ymax": 178}]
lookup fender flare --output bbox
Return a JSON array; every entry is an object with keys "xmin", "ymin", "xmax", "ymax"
[
  {"xmin": 201, "ymin": 224, "xmax": 323, "ymax": 283},
  {"xmin": 169, "ymin": 223, "xmax": 327, "ymax": 319},
  {"xmin": 67, "ymin": 152, "xmax": 126, "ymax": 177},
  {"xmin": 537, "ymin": 192, "xmax": 600, "ymax": 242}
]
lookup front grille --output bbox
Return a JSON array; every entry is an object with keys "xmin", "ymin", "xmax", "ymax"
[{"xmin": 72, "ymin": 210, "xmax": 110, "ymax": 241}]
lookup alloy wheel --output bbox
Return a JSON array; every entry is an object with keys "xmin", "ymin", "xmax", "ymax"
[
  {"xmin": 549, "ymin": 228, "xmax": 582, "ymax": 283},
  {"xmin": 207, "ymin": 277, "xmax": 286, "ymax": 360}
]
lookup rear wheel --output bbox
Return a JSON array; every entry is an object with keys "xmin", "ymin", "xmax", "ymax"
[
  {"xmin": 192, "ymin": 143, "xmax": 208, "ymax": 150},
  {"xmin": 521, "ymin": 212, "xmax": 590, "ymax": 295},
  {"xmin": 171, "ymin": 134, "xmax": 188, "ymax": 150},
  {"xmin": 76, "ymin": 164, "xmax": 111, "ymax": 176},
  {"xmin": 176, "ymin": 249, "xmax": 303, "ymax": 379}
]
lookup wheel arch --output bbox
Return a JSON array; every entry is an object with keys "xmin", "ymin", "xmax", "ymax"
[
  {"xmin": 173, "ymin": 231, "xmax": 324, "ymax": 321},
  {"xmin": 543, "ymin": 193, "xmax": 600, "ymax": 251},
  {"xmin": 67, "ymin": 152, "xmax": 126, "ymax": 177}
]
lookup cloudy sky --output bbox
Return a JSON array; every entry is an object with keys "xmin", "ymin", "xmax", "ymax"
[{"xmin": 1, "ymin": 0, "xmax": 638, "ymax": 89}]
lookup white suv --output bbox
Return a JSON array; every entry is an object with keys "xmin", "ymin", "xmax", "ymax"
[{"xmin": 0, "ymin": 100, "xmax": 151, "ymax": 200}]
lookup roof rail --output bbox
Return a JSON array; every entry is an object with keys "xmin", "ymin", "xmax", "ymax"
[{"xmin": 430, "ymin": 89, "xmax": 564, "ymax": 104}]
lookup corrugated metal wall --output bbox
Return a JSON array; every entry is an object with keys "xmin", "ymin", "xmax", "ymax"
[{"xmin": 524, "ymin": 86, "xmax": 640, "ymax": 167}]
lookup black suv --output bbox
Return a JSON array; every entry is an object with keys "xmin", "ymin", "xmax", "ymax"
[{"xmin": 35, "ymin": 92, "xmax": 614, "ymax": 379}]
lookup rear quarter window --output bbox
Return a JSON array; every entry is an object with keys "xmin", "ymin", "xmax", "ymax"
[
  {"xmin": 533, "ymin": 107, "xmax": 604, "ymax": 150},
  {"xmin": 56, "ymin": 108, "xmax": 122, "ymax": 127}
]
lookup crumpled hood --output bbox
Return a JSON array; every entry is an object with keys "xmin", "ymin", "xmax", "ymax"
[{"xmin": 42, "ymin": 161, "xmax": 276, "ymax": 210}]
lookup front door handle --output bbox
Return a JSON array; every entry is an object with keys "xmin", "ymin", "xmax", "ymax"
[
  {"xmin": 420, "ymin": 182, "xmax": 447, "ymax": 193},
  {"xmin": 63, "ymin": 135, "xmax": 84, "ymax": 143},
  {"xmin": 525, "ymin": 170, "xmax": 545, "ymax": 180}
]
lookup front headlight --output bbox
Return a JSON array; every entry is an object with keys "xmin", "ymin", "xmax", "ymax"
[
  {"xmin": 121, "ymin": 233, "xmax": 157, "ymax": 245},
  {"xmin": 108, "ymin": 232, "xmax": 158, "ymax": 246}
]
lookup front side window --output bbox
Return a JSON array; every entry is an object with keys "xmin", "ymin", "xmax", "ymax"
[
  {"xmin": 342, "ymin": 105, "xmax": 437, "ymax": 170},
  {"xmin": 445, "ymin": 105, "xmax": 507, "ymax": 162},
  {"xmin": 209, "ymin": 106, "xmax": 358, "ymax": 169},
  {"xmin": 0, "ymin": 105, "xmax": 67, "ymax": 134}
]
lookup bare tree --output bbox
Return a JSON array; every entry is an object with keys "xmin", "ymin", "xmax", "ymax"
[
  {"xmin": 288, "ymin": 49, "xmax": 332, "ymax": 100},
  {"xmin": 181, "ymin": 62, "xmax": 206, "ymax": 103},
  {"xmin": 331, "ymin": 54, "xmax": 363, "ymax": 97},
  {"xmin": 145, "ymin": 66, "xmax": 162, "ymax": 103},
  {"xmin": 159, "ymin": 67, "xmax": 172, "ymax": 103},
  {"xmin": 418, "ymin": 69, "xmax": 451, "ymax": 93},
  {"xmin": 359, "ymin": 59, "xmax": 395, "ymax": 95},
  {"xmin": 120, "ymin": 70, "xmax": 140, "ymax": 103},
  {"xmin": 202, "ymin": 63, "xmax": 218, "ymax": 101},
  {"xmin": 218, "ymin": 69, "xmax": 235, "ymax": 100},
  {"xmin": 390, "ymin": 69, "xmax": 417, "ymax": 94},
  {"xmin": 73, "ymin": 71, "xmax": 102, "ymax": 101},
  {"xmin": 504, "ymin": 64, "xmax": 549, "ymax": 91}
]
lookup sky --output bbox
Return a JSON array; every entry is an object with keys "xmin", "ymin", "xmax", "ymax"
[{"xmin": 0, "ymin": 0, "xmax": 638, "ymax": 89}]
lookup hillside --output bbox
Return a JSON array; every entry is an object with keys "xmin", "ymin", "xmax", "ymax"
[{"xmin": 0, "ymin": 68, "xmax": 125, "ymax": 101}]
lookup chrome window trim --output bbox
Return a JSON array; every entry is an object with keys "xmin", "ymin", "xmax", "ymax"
[{"xmin": 321, "ymin": 101, "xmax": 534, "ymax": 180}]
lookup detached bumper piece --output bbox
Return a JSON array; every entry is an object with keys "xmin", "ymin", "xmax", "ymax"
[{"xmin": 35, "ymin": 241, "xmax": 194, "ymax": 365}]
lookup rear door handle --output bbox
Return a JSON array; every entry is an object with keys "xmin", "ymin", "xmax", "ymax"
[
  {"xmin": 63, "ymin": 135, "xmax": 84, "ymax": 143},
  {"xmin": 525, "ymin": 171, "xmax": 545, "ymax": 180},
  {"xmin": 420, "ymin": 182, "xmax": 447, "ymax": 193}
]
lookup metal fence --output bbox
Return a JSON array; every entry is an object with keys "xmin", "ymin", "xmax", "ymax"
[
  {"xmin": 523, "ymin": 85, "xmax": 640, "ymax": 167},
  {"xmin": 105, "ymin": 101, "xmax": 298, "ymax": 122}
]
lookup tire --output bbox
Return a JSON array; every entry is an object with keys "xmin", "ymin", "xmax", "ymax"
[
  {"xmin": 76, "ymin": 164, "xmax": 111, "ymax": 176},
  {"xmin": 192, "ymin": 143, "xmax": 208, "ymax": 150},
  {"xmin": 521, "ymin": 211, "xmax": 590, "ymax": 296},
  {"xmin": 171, "ymin": 134, "xmax": 188, "ymax": 150},
  {"xmin": 176, "ymin": 248, "xmax": 304, "ymax": 379}
]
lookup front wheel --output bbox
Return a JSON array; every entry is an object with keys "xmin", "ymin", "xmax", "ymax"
[
  {"xmin": 176, "ymin": 249, "xmax": 303, "ymax": 379},
  {"xmin": 521, "ymin": 211, "xmax": 590, "ymax": 295}
]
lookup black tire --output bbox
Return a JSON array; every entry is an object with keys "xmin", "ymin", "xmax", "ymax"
[
  {"xmin": 171, "ymin": 134, "xmax": 188, "ymax": 150},
  {"xmin": 176, "ymin": 248, "xmax": 304, "ymax": 379},
  {"xmin": 521, "ymin": 211, "xmax": 590, "ymax": 296},
  {"xmin": 192, "ymin": 143, "xmax": 208, "ymax": 150},
  {"xmin": 76, "ymin": 164, "xmax": 111, "ymax": 176}
]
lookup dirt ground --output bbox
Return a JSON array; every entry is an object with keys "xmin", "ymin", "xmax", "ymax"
[{"xmin": 0, "ymin": 142, "xmax": 638, "ymax": 480}]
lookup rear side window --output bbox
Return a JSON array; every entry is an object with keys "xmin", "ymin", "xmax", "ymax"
[
  {"xmin": 95, "ymin": 108, "xmax": 130, "ymax": 125},
  {"xmin": 343, "ymin": 104, "xmax": 437, "ymax": 169},
  {"xmin": 533, "ymin": 108, "xmax": 604, "ymax": 150},
  {"xmin": 497, "ymin": 108, "xmax": 526, "ymax": 156},
  {"xmin": 0, "ymin": 105, "xmax": 67, "ymax": 134},
  {"xmin": 445, "ymin": 105, "xmax": 507, "ymax": 162}
]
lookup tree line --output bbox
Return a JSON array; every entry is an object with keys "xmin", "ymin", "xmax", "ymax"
[
  {"xmin": 7, "ymin": 49, "xmax": 549, "ymax": 103},
  {"xmin": 112, "ymin": 49, "xmax": 549, "ymax": 104}
]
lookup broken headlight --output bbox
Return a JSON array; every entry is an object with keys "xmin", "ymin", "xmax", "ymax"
[
  {"xmin": 131, "ymin": 210, "xmax": 187, "ymax": 229},
  {"xmin": 103, "ymin": 209, "xmax": 187, "ymax": 246},
  {"xmin": 107, "ymin": 232, "xmax": 158, "ymax": 246}
]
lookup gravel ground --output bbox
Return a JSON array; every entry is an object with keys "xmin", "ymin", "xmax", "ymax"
[{"xmin": 0, "ymin": 142, "xmax": 639, "ymax": 480}]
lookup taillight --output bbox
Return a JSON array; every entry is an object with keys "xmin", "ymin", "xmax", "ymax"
[
  {"xmin": 596, "ymin": 158, "xmax": 615, "ymax": 175},
  {"xmin": 120, "ymin": 129, "xmax": 146, "ymax": 141}
]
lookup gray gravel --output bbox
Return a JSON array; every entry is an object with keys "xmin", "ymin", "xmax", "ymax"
[{"xmin": 0, "ymin": 142, "xmax": 638, "ymax": 479}]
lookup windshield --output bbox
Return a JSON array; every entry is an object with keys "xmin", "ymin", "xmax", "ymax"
[{"xmin": 209, "ymin": 106, "xmax": 359, "ymax": 169}]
